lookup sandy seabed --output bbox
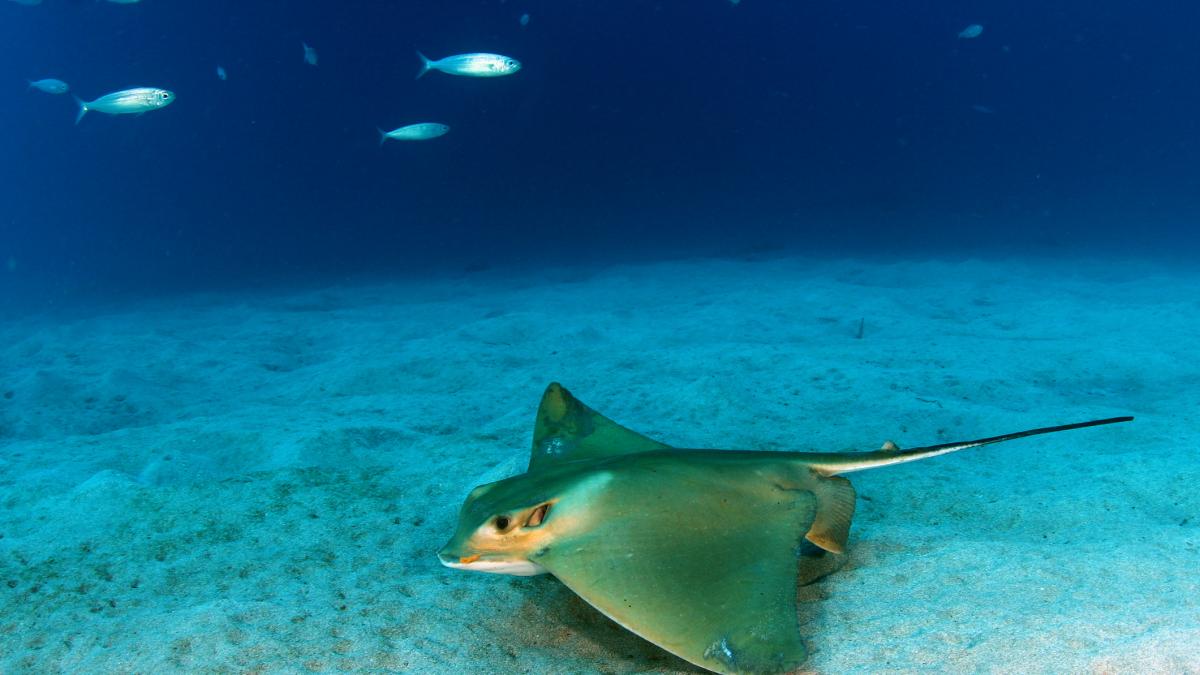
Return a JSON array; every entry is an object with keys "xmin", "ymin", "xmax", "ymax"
[{"xmin": 0, "ymin": 256, "xmax": 1196, "ymax": 674}]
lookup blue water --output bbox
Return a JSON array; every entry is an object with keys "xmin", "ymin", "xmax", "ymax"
[
  {"xmin": 2, "ymin": 4, "xmax": 1199, "ymax": 672},
  {"xmin": 2, "ymin": 0, "xmax": 1197, "ymax": 307}
]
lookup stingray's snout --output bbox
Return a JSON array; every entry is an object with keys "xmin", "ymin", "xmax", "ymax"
[{"xmin": 438, "ymin": 545, "xmax": 479, "ymax": 567}]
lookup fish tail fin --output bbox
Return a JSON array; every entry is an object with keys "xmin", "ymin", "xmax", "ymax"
[
  {"xmin": 73, "ymin": 96, "xmax": 87, "ymax": 125},
  {"xmin": 377, "ymin": 127, "xmax": 388, "ymax": 147},
  {"xmin": 416, "ymin": 51, "xmax": 433, "ymax": 79}
]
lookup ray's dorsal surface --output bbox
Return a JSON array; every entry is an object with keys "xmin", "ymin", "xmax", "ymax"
[{"xmin": 439, "ymin": 383, "xmax": 1132, "ymax": 675}]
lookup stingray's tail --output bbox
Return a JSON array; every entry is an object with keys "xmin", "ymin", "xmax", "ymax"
[{"xmin": 806, "ymin": 416, "xmax": 1133, "ymax": 476}]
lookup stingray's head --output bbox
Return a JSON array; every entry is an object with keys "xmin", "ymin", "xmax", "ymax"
[{"xmin": 438, "ymin": 469, "xmax": 611, "ymax": 576}]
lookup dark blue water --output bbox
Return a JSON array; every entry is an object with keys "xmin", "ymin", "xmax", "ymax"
[{"xmin": 3, "ymin": 0, "xmax": 1198, "ymax": 303}]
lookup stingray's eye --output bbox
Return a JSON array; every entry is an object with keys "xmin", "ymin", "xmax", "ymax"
[
  {"xmin": 525, "ymin": 503, "xmax": 550, "ymax": 527},
  {"xmin": 493, "ymin": 515, "xmax": 511, "ymax": 531}
]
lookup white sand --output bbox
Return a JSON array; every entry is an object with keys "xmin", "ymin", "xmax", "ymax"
[{"xmin": 0, "ymin": 256, "xmax": 1196, "ymax": 673}]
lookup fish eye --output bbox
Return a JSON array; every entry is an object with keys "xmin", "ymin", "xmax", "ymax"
[
  {"xmin": 160, "ymin": 92, "xmax": 170, "ymax": 99},
  {"xmin": 493, "ymin": 515, "xmax": 511, "ymax": 531}
]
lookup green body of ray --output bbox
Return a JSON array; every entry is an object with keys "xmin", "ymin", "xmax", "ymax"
[{"xmin": 439, "ymin": 383, "xmax": 1131, "ymax": 675}]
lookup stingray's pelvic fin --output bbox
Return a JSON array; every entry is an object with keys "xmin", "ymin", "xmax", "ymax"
[
  {"xmin": 807, "ymin": 416, "xmax": 1134, "ymax": 476},
  {"xmin": 803, "ymin": 474, "xmax": 856, "ymax": 553}
]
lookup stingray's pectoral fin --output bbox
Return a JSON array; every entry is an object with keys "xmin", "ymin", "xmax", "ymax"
[
  {"xmin": 528, "ymin": 383, "xmax": 671, "ymax": 470},
  {"xmin": 532, "ymin": 467, "xmax": 817, "ymax": 675}
]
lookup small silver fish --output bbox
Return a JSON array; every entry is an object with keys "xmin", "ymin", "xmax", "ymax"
[
  {"xmin": 377, "ymin": 123, "xmax": 450, "ymax": 145},
  {"xmin": 216, "ymin": 66, "xmax": 227, "ymax": 81},
  {"xmin": 28, "ymin": 78, "xmax": 69, "ymax": 95},
  {"xmin": 303, "ymin": 42, "xmax": 318, "ymax": 66},
  {"xmin": 416, "ymin": 52, "xmax": 521, "ymax": 79},
  {"xmin": 958, "ymin": 24, "xmax": 984, "ymax": 39},
  {"xmin": 519, "ymin": 13, "xmax": 530, "ymax": 27},
  {"xmin": 74, "ymin": 87, "xmax": 175, "ymax": 124}
]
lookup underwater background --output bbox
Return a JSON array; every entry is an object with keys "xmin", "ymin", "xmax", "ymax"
[
  {"xmin": 1, "ymin": 0, "xmax": 1197, "ymax": 673},
  {"xmin": 4, "ymin": 0, "xmax": 1200, "ymax": 303}
]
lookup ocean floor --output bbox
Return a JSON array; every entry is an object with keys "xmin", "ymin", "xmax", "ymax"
[{"xmin": 0, "ymin": 255, "xmax": 1196, "ymax": 673}]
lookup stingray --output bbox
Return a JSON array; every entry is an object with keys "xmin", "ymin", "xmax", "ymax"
[{"xmin": 439, "ymin": 383, "xmax": 1131, "ymax": 674}]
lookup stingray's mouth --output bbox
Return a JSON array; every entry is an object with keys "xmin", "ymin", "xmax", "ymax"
[
  {"xmin": 437, "ymin": 550, "xmax": 548, "ymax": 576},
  {"xmin": 437, "ymin": 548, "xmax": 492, "ymax": 568}
]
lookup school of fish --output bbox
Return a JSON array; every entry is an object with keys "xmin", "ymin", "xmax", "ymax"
[
  {"xmin": 14, "ymin": 2, "xmax": 528, "ymax": 145},
  {"xmin": 16, "ymin": 1, "xmax": 986, "ymax": 146}
]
